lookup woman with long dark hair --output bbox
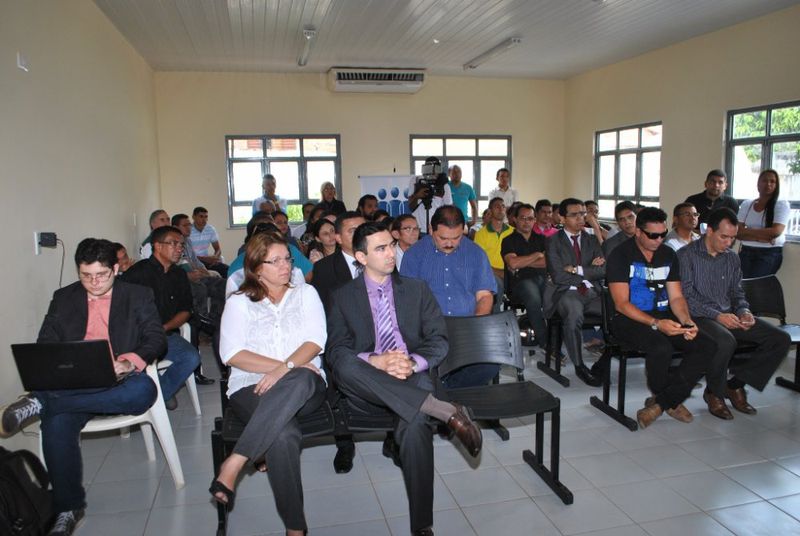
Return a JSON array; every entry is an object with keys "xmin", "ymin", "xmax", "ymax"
[
  {"xmin": 210, "ymin": 231, "xmax": 326, "ymax": 536},
  {"xmin": 737, "ymin": 169, "xmax": 790, "ymax": 277},
  {"xmin": 307, "ymin": 218, "xmax": 338, "ymax": 263}
]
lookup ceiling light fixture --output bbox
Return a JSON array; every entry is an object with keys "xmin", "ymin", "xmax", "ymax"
[
  {"xmin": 463, "ymin": 37, "xmax": 522, "ymax": 70},
  {"xmin": 297, "ymin": 27, "xmax": 317, "ymax": 67}
]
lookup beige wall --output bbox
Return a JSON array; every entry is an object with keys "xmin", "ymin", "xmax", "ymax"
[
  {"xmin": 154, "ymin": 72, "xmax": 565, "ymax": 259},
  {"xmin": 0, "ymin": 1, "xmax": 160, "ymax": 449},
  {"xmin": 564, "ymin": 4, "xmax": 800, "ymax": 320}
]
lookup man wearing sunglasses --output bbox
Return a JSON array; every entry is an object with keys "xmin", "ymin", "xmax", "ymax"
[{"xmin": 606, "ymin": 207, "xmax": 715, "ymax": 429}]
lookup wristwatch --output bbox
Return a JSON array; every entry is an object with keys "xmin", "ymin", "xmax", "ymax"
[
  {"xmin": 571, "ymin": 266, "xmax": 578, "ymax": 274},
  {"xmin": 285, "ymin": 360, "xmax": 295, "ymax": 370},
  {"xmin": 650, "ymin": 319, "xmax": 659, "ymax": 331}
]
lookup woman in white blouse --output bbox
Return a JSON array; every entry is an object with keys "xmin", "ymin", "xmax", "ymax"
[
  {"xmin": 210, "ymin": 231, "xmax": 327, "ymax": 536},
  {"xmin": 737, "ymin": 169, "xmax": 790, "ymax": 278}
]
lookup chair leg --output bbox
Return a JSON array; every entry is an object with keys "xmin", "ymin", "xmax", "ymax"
[
  {"xmin": 148, "ymin": 403, "xmax": 185, "ymax": 489},
  {"xmin": 775, "ymin": 345, "xmax": 800, "ymax": 393},
  {"xmin": 522, "ymin": 402, "xmax": 573, "ymax": 505},
  {"xmin": 120, "ymin": 426, "xmax": 131, "ymax": 439},
  {"xmin": 141, "ymin": 423, "xmax": 156, "ymax": 461},
  {"xmin": 485, "ymin": 419, "xmax": 509, "ymax": 441},
  {"xmin": 590, "ymin": 356, "xmax": 638, "ymax": 431},
  {"xmin": 211, "ymin": 428, "xmax": 229, "ymax": 536},
  {"xmin": 537, "ymin": 321, "xmax": 570, "ymax": 387},
  {"xmin": 185, "ymin": 375, "xmax": 202, "ymax": 417}
]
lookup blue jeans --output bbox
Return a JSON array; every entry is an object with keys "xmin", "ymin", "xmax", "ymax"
[
  {"xmin": 160, "ymin": 333, "xmax": 201, "ymax": 400},
  {"xmin": 34, "ymin": 372, "xmax": 157, "ymax": 511},
  {"xmin": 511, "ymin": 275, "xmax": 547, "ymax": 348},
  {"xmin": 739, "ymin": 246, "xmax": 783, "ymax": 278}
]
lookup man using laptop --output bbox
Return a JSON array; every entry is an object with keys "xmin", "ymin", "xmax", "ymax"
[{"xmin": 0, "ymin": 238, "xmax": 166, "ymax": 536}]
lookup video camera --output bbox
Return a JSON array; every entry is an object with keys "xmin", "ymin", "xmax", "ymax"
[{"xmin": 414, "ymin": 157, "xmax": 448, "ymax": 209}]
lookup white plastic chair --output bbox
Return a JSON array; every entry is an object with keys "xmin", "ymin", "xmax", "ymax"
[{"xmin": 159, "ymin": 323, "xmax": 201, "ymax": 417}]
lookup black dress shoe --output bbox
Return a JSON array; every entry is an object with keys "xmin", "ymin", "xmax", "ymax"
[
  {"xmin": 575, "ymin": 364, "xmax": 602, "ymax": 387},
  {"xmin": 194, "ymin": 372, "xmax": 215, "ymax": 385},
  {"xmin": 333, "ymin": 444, "xmax": 355, "ymax": 474},
  {"xmin": 382, "ymin": 435, "xmax": 402, "ymax": 468},
  {"xmin": 413, "ymin": 528, "xmax": 434, "ymax": 536}
]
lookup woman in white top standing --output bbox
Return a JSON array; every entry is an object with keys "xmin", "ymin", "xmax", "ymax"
[
  {"xmin": 210, "ymin": 231, "xmax": 327, "ymax": 536},
  {"xmin": 737, "ymin": 169, "xmax": 790, "ymax": 278}
]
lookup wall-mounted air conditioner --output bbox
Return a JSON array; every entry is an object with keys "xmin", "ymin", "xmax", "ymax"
[{"xmin": 327, "ymin": 68, "xmax": 426, "ymax": 94}]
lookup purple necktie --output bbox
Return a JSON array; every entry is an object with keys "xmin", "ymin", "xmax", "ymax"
[{"xmin": 375, "ymin": 287, "xmax": 395, "ymax": 353}]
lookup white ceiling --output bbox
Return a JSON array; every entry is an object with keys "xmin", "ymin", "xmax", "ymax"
[{"xmin": 95, "ymin": 0, "xmax": 800, "ymax": 79}]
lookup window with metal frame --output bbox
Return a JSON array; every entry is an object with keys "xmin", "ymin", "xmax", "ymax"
[
  {"xmin": 225, "ymin": 135, "xmax": 341, "ymax": 226},
  {"xmin": 409, "ymin": 135, "xmax": 512, "ymax": 212},
  {"xmin": 726, "ymin": 100, "xmax": 800, "ymax": 239},
  {"xmin": 593, "ymin": 123, "xmax": 662, "ymax": 219}
]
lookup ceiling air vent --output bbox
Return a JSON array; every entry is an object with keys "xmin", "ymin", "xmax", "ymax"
[{"xmin": 328, "ymin": 68, "xmax": 426, "ymax": 94}]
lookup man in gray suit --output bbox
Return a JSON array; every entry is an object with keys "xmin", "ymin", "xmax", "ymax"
[
  {"xmin": 326, "ymin": 221, "xmax": 482, "ymax": 536},
  {"xmin": 544, "ymin": 198, "xmax": 605, "ymax": 387}
]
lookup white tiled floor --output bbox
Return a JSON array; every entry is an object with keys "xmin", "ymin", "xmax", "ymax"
[{"xmin": 70, "ymin": 344, "xmax": 800, "ymax": 535}]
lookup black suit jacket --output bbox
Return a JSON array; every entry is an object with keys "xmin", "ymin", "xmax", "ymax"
[
  {"xmin": 325, "ymin": 273, "xmax": 448, "ymax": 371},
  {"xmin": 311, "ymin": 251, "xmax": 354, "ymax": 309},
  {"xmin": 543, "ymin": 230, "xmax": 606, "ymax": 317},
  {"xmin": 37, "ymin": 280, "xmax": 167, "ymax": 365}
]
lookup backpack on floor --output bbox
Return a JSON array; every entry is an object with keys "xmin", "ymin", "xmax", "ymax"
[{"xmin": 0, "ymin": 446, "xmax": 53, "ymax": 535}]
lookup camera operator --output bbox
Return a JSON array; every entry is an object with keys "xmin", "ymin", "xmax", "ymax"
[{"xmin": 407, "ymin": 157, "xmax": 453, "ymax": 234}]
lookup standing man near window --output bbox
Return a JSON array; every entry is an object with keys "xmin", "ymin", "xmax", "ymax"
[
  {"xmin": 448, "ymin": 165, "xmax": 478, "ymax": 227},
  {"xmin": 488, "ymin": 168, "xmax": 518, "ymax": 211},
  {"xmin": 685, "ymin": 169, "xmax": 739, "ymax": 229}
]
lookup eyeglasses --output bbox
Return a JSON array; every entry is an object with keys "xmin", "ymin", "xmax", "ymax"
[
  {"xmin": 262, "ymin": 256, "xmax": 294, "ymax": 267},
  {"xmin": 400, "ymin": 226, "xmax": 420, "ymax": 233},
  {"xmin": 517, "ymin": 216, "xmax": 535, "ymax": 222},
  {"xmin": 79, "ymin": 270, "xmax": 114, "ymax": 283},
  {"xmin": 641, "ymin": 230, "xmax": 668, "ymax": 240},
  {"xmin": 566, "ymin": 211, "xmax": 587, "ymax": 218},
  {"xmin": 158, "ymin": 240, "xmax": 184, "ymax": 249}
]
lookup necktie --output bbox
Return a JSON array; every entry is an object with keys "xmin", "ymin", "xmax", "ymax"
[
  {"xmin": 375, "ymin": 287, "xmax": 395, "ymax": 353},
  {"xmin": 570, "ymin": 235, "xmax": 587, "ymax": 295}
]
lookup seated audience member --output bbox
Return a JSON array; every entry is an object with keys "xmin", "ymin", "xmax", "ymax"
[
  {"xmin": 111, "ymin": 242, "xmax": 133, "ymax": 273},
  {"xmin": 401, "ymin": 206, "xmax": 498, "ymax": 388},
  {"xmin": 252, "ymin": 173, "xmax": 286, "ymax": 215},
  {"xmin": 737, "ymin": 168, "xmax": 790, "ymax": 278},
  {"xmin": 390, "ymin": 214, "xmax": 420, "ymax": 271},
  {"xmin": 307, "ymin": 218, "xmax": 338, "ymax": 264},
  {"xmin": 665, "ymin": 203, "xmax": 700, "ymax": 251},
  {"xmin": 298, "ymin": 205, "xmax": 329, "ymax": 245},
  {"xmin": 448, "ymin": 164, "xmax": 478, "ymax": 226},
  {"xmin": 257, "ymin": 198, "xmax": 277, "ymax": 216},
  {"xmin": 139, "ymin": 209, "xmax": 170, "ymax": 259},
  {"xmin": 606, "ymin": 207, "xmax": 714, "ymax": 428},
  {"xmin": 326, "ymin": 221, "xmax": 482, "ymax": 536},
  {"xmin": 468, "ymin": 208, "xmax": 491, "ymax": 240},
  {"xmin": 211, "ymin": 231, "xmax": 327, "ymax": 536},
  {"xmin": 506, "ymin": 201, "xmax": 522, "ymax": 228},
  {"xmin": 473, "ymin": 197, "xmax": 513, "ymax": 310},
  {"xmin": 602, "ymin": 201, "xmax": 637, "ymax": 257},
  {"xmin": 0, "ymin": 238, "xmax": 165, "ymax": 536},
  {"xmin": 679, "ymin": 208, "xmax": 790, "ymax": 419},
  {"xmin": 502, "ymin": 203, "xmax": 548, "ymax": 350},
  {"xmin": 273, "ymin": 210, "xmax": 303, "ymax": 251},
  {"xmin": 373, "ymin": 209, "xmax": 391, "ymax": 223},
  {"xmin": 122, "ymin": 226, "xmax": 202, "ymax": 410},
  {"xmin": 584, "ymin": 200, "xmax": 610, "ymax": 242},
  {"xmin": 357, "ymin": 194, "xmax": 379, "ymax": 221},
  {"xmin": 190, "ymin": 206, "xmax": 228, "ymax": 277},
  {"xmin": 685, "ymin": 169, "xmax": 739, "ymax": 228},
  {"xmin": 550, "ymin": 203, "xmax": 564, "ymax": 229},
  {"xmin": 291, "ymin": 202, "xmax": 318, "ymax": 240},
  {"xmin": 317, "ymin": 181, "xmax": 346, "ymax": 216},
  {"xmin": 407, "ymin": 159, "xmax": 453, "ymax": 234},
  {"xmin": 543, "ymin": 198, "xmax": 605, "ymax": 387},
  {"xmin": 532, "ymin": 199, "xmax": 559, "ymax": 238},
  {"xmin": 488, "ymin": 167, "xmax": 518, "ymax": 210}
]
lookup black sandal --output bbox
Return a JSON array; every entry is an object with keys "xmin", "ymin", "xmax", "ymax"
[{"xmin": 209, "ymin": 479, "xmax": 235, "ymax": 509}]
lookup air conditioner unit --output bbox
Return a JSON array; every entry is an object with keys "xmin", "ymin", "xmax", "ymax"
[{"xmin": 327, "ymin": 68, "xmax": 426, "ymax": 94}]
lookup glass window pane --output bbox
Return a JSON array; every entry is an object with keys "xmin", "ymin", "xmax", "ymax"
[
  {"xmin": 732, "ymin": 111, "xmax": 766, "ymax": 139},
  {"xmin": 414, "ymin": 159, "xmax": 426, "ymax": 175},
  {"xmin": 306, "ymin": 161, "xmax": 335, "ymax": 201},
  {"xmin": 480, "ymin": 160, "xmax": 506, "ymax": 197},
  {"xmin": 412, "ymin": 138, "xmax": 443, "ymax": 156},
  {"xmin": 619, "ymin": 128, "xmax": 639, "ymax": 149},
  {"xmin": 229, "ymin": 138, "xmax": 263, "ymax": 158},
  {"xmin": 447, "ymin": 159, "xmax": 474, "ymax": 188},
  {"xmin": 231, "ymin": 162, "xmax": 263, "ymax": 203},
  {"xmin": 771, "ymin": 141, "xmax": 800, "ymax": 202},
  {"xmin": 269, "ymin": 161, "xmax": 300, "ymax": 200},
  {"xmin": 446, "ymin": 138, "xmax": 476, "ymax": 156},
  {"xmin": 771, "ymin": 105, "xmax": 800, "ymax": 136},
  {"xmin": 478, "ymin": 139, "xmax": 508, "ymax": 156},
  {"xmin": 286, "ymin": 204, "xmax": 304, "ymax": 222},
  {"xmin": 598, "ymin": 155, "xmax": 615, "ymax": 196},
  {"xmin": 597, "ymin": 132, "xmax": 616, "ymax": 151},
  {"xmin": 232, "ymin": 205, "xmax": 252, "ymax": 226},
  {"xmin": 639, "ymin": 200, "xmax": 660, "ymax": 209},
  {"xmin": 731, "ymin": 144, "xmax": 762, "ymax": 199},
  {"xmin": 641, "ymin": 125, "xmax": 662, "ymax": 148},
  {"xmin": 302, "ymin": 138, "xmax": 338, "ymax": 157},
  {"xmin": 641, "ymin": 151, "xmax": 661, "ymax": 197},
  {"xmin": 266, "ymin": 138, "xmax": 300, "ymax": 157},
  {"xmin": 619, "ymin": 154, "xmax": 637, "ymax": 196},
  {"xmin": 598, "ymin": 199, "xmax": 615, "ymax": 219}
]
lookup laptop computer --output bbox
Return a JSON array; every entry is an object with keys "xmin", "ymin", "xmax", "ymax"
[{"xmin": 11, "ymin": 340, "xmax": 120, "ymax": 391}]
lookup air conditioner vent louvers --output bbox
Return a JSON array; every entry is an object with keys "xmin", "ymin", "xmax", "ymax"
[
  {"xmin": 335, "ymin": 72, "xmax": 424, "ymax": 83},
  {"xmin": 327, "ymin": 68, "xmax": 426, "ymax": 94}
]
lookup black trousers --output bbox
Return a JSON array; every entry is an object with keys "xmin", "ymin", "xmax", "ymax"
[
  {"xmin": 229, "ymin": 368, "xmax": 326, "ymax": 531},
  {"xmin": 696, "ymin": 317, "xmax": 790, "ymax": 397},
  {"xmin": 332, "ymin": 357, "xmax": 434, "ymax": 532},
  {"xmin": 612, "ymin": 313, "xmax": 715, "ymax": 410}
]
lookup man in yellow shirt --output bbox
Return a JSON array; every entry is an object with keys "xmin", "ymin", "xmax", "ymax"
[{"xmin": 473, "ymin": 197, "xmax": 514, "ymax": 311}]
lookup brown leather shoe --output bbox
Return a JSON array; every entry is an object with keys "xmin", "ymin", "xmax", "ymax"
[
  {"xmin": 666, "ymin": 404, "xmax": 693, "ymax": 423},
  {"xmin": 446, "ymin": 404, "xmax": 483, "ymax": 457},
  {"xmin": 703, "ymin": 390, "xmax": 733, "ymax": 420},
  {"xmin": 637, "ymin": 403, "xmax": 663, "ymax": 429},
  {"xmin": 726, "ymin": 387, "xmax": 757, "ymax": 415}
]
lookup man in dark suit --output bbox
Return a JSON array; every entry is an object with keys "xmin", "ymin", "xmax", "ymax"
[
  {"xmin": 326, "ymin": 221, "xmax": 482, "ymax": 536},
  {"xmin": 544, "ymin": 198, "xmax": 606, "ymax": 387},
  {"xmin": 0, "ymin": 238, "xmax": 166, "ymax": 536}
]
